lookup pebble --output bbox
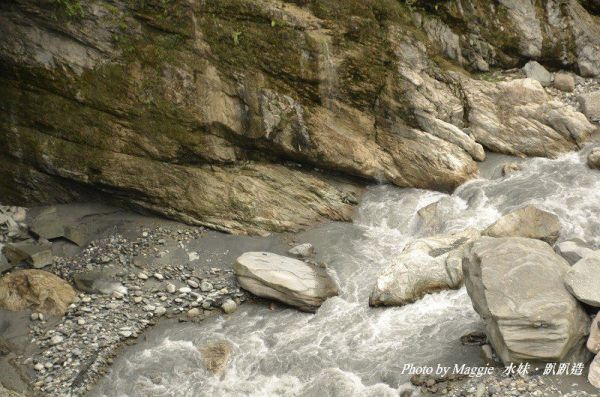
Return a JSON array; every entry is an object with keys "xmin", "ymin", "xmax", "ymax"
[
  {"xmin": 50, "ymin": 335, "xmax": 64, "ymax": 345},
  {"xmin": 187, "ymin": 308, "xmax": 201, "ymax": 318},
  {"xmin": 34, "ymin": 363, "xmax": 44, "ymax": 371},
  {"xmin": 31, "ymin": 312, "xmax": 39, "ymax": 321},
  {"xmin": 179, "ymin": 287, "xmax": 192, "ymax": 294},
  {"xmin": 187, "ymin": 279, "xmax": 199, "ymax": 288},
  {"xmin": 154, "ymin": 273, "xmax": 164, "ymax": 280},
  {"xmin": 154, "ymin": 306, "xmax": 166, "ymax": 316},
  {"xmin": 77, "ymin": 319, "xmax": 86, "ymax": 325},
  {"xmin": 137, "ymin": 272, "xmax": 148, "ymax": 280},
  {"xmin": 200, "ymin": 281, "xmax": 213, "ymax": 292},
  {"xmin": 119, "ymin": 330, "xmax": 132, "ymax": 338},
  {"xmin": 221, "ymin": 299, "xmax": 237, "ymax": 314},
  {"xmin": 133, "ymin": 296, "xmax": 143, "ymax": 303},
  {"xmin": 166, "ymin": 283, "xmax": 176, "ymax": 293}
]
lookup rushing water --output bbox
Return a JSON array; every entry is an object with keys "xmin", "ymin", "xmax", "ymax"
[{"xmin": 92, "ymin": 145, "xmax": 600, "ymax": 397}]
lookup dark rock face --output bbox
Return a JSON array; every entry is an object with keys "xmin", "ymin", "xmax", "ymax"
[{"xmin": 0, "ymin": 0, "xmax": 598, "ymax": 234}]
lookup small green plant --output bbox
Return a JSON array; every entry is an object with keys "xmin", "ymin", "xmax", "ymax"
[
  {"xmin": 52, "ymin": 0, "xmax": 84, "ymax": 17},
  {"xmin": 232, "ymin": 31, "xmax": 242, "ymax": 45}
]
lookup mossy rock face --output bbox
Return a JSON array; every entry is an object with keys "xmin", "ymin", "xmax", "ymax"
[{"xmin": 0, "ymin": 0, "xmax": 598, "ymax": 233}]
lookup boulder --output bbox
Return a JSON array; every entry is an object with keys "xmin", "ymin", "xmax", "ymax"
[
  {"xmin": 588, "ymin": 148, "xmax": 600, "ymax": 170},
  {"xmin": 461, "ymin": 78, "xmax": 595, "ymax": 158},
  {"xmin": 234, "ymin": 252, "xmax": 339, "ymax": 312},
  {"xmin": 462, "ymin": 237, "xmax": 590, "ymax": 364},
  {"xmin": 553, "ymin": 73, "xmax": 575, "ymax": 92},
  {"xmin": 554, "ymin": 239, "xmax": 596, "ymax": 265},
  {"xmin": 588, "ymin": 313, "xmax": 600, "ymax": 354},
  {"xmin": 564, "ymin": 255, "xmax": 600, "ymax": 306},
  {"xmin": 29, "ymin": 207, "xmax": 86, "ymax": 246},
  {"xmin": 590, "ymin": 354, "xmax": 600, "ymax": 388},
  {"xmin": 0, "ymin": 269, "xmax": 76, "ymax": 315},
  {"xmin": 483, "ymin": 205, "xmax": 560, "ymax": 244},
  {"xmin": 578, "ymin": 92, "xmax": 600, "ymax": 121},
  {"xmin": 2, "ymin": 240, "xmax": 53, "ymax": 268},
  {"xmin": 522, "ymin": 61, "xmax": 552, "ymax": 87},
  {"xmin": 199, "ymin": 341, "xmax": 232, "ymax": 375},
  {"xmin": 288, "ymin": 243, "xmax": 314, "ymax": 258},
  {"xmin": 369, "ymin": 229, "xmax": 480, "ymax": 307},
  {"xmin": 73, "ymin": 271, "xmax": 128, "ymax": 296}
]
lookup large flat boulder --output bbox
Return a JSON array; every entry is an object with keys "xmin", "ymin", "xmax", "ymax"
[
  {"xmin": 483, "ymin": 205, "xmax": 560, "ymax": 244},
  {"xmin": 564, "ymin": 256, "xmax": 600, "ymax": 307},
  {"xmin": 0, "ymin": 269, "xmax": 76, "ymax": 315},
  {"xmin": 369, "ymin": 229, "xmax": 480, "ymax": 307},
  {"xmin": 234, "ymin": 252, "xmax": 339, "ymax": 312},
  {"xmin": 462, "ymin": 237, "xmax": 590, "ymax": 364}
]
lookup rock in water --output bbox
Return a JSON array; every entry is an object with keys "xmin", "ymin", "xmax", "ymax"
[
  {"xmin": 483, "ymin": 205, "xmax": 560, "ymax": 244},
  {"xmin": 564, "ymin": 256, "xmax": 600, "ymax": 307},
  {"xmin": 588, "ymin": 313, "xmax": 600, "ymax": 354},
  {"xmin": 462, "ymin": 237, "xmax": 590, "ymax": 364},
  {"xmin": 199, "ymin": 341, "xmax": 231, "ymax": 375},
  {"xmin": 369, "ymin": 229, "xmax": 480, "ymax": 307},
  {"xmin": 554, "ymin": 239, "xmax": 596, "ymax": 265},
  {"xmin": 234, "ymin": 252, "xmax": 339, "ymax": 312},
  {"xmin": 522, "ymin": 61, "xmax": 552, "ymax": 87},
  {"xmin": 0, "ymin": 269, "xmax": 76, "ymax": 315},
  {"xmin": 2, "ymin": 240, "xmax": 53, "ymax": 268},
  {"xmin": 553, "ymin": 73, "xmax": 575, "ymax": 92},
  {"xmin": 288, "ymin": 243, "xmax": 314, "ymax": 258},
  {"xmin": 588, "ymin": 148, "xmax": 600, "ymax": 170},
  {"xmin": 590, "ymin": 354, "xmax": 600, "ymax": 388}
]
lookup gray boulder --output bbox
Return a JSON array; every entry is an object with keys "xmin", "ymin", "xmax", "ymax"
[
  {"xmin": 564, "ymin": 256, "xmax": 600, "ymax": 307},
  {"xmin": 30, "ymin": 207, "xmax": 86, "ymax": 246},
  {"xmin": 2, "ymin": 240, "xmax": 53, "ymax": 268},
  {"xmin": 578, "ymin": 91, "xmax": 600, "ymax": 121},
  {"xmin": 463, "ymin": 237, "xmax": 590, "ymax": 364},
  {"xmin": 589, "ymin": 148, "xmax": 600, "ymax": 170},
  {"xmin": 522, "ymin": 61, "xmax": 552, "ymax": 87},
  {"xmin": 369, "ymin": 229, "xmax": 480, "ymax": 307},
  {"xmin": 234, "ymin": 252, "xmax": 339, "ymax": 312},
  {"xmin": 554, "ymin": 239, "xmax": 596, "ymax": 265},
  {"xmin": 484, "ymin": 205, "xmax": 560, "ymax": 244}
]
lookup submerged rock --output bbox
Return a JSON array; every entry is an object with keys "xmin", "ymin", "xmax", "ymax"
[
  {"xmin": 588, "ymin": 148, "xmax": 600, "ymax": 170},
  {"xmin": 564, "ymin": 255, "xmax": 600, "ymax": 306},
  {"xmin": 462, "ymin": 237, "xmax": 590, "ymax": 364},
  {"xmin": 369, "ymin": 229, "xmax": 480, "ymax": 307},
  {"xmin": 483, "ymin": 205, "xmax": 560, "ymax": 244},
  {"xmin": 234, "ymin": 252, "xmax": 339, "ymax": 312},
  {"xmin": 501, "ymin": 162, "xmax": 522, "ymax": 176},
  {"xmin": 0, "ymin": 269, "xmax": 76, "ymax": 315},
  {"xmin": 199, "ymin": 341, "xmax": 231, "ymax": 375},
  {"xmin": 288, "ymin": 243, "xmax": 314, "ymax": 258},
  {"xmin": 2, "ymin": 240, "xmax": 53, "ymax": 268}
]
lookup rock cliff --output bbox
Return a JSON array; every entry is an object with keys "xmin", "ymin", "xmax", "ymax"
[{"xmin": 1, "ymin": 0, "xmax": 598, "ymax": 233}]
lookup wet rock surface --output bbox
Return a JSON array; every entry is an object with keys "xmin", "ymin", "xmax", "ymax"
[
  {"xmin": 463, "ymin": 237, "xmax": 590, "ymax": 365},
  {"xmin": 483, "ymin": 205, "xmax": 561, "ymax": 244}
]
